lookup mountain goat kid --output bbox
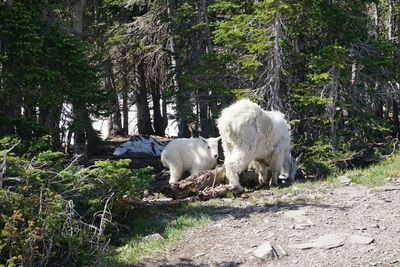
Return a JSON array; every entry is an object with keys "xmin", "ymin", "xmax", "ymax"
[
  {"xmin": 217, "ymin": 99, "xmax": 297, "ymax": 191},
  {"xmin": 161, "ymin": 137, "xmax": 221, "ymax": 184}
]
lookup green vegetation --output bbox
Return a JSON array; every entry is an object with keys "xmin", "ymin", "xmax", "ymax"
[
  {"xmin": 105, "ymin": 204, "xmax": 213, "ymax": 265},
  {"xmin": 348, "ymin": 153, "xmax": 400, "ymax": 186},
  {"xmin": 0, "ymin": 137, "xmax": 154, "ymax": 266}
]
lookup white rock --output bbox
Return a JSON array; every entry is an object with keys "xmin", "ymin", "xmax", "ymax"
[
  {"xmin": 285, "ymin": 209, "xmax": 314, "ymax": 225},
  {"xmin": 253, "ymin": 242, "xmax": 277, "ymax": 259},
  {"xmin": 348, "ymin": 235, "xmax": 374, "ymax": 245},
  {"xmin": 338, "ymin": 175, "xmax": 352, "ymax": 186},
  {"xmin": 144, "ymin": 233, "xmax": 164, "ymax": 240},
  {"xmin": 291, "ymin": 233, "xmax": 348, "ymax": 250},
  {"xmin": 275, "ymin": 245, "xmax": 288, "ymax": 257},
  {"xmin": 294, "ymin": 223, "xmax": 312, "ymax": 230}
]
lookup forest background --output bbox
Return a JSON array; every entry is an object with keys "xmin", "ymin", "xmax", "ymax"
[{"xmin": 1, "ymin": 0, "xmax": 400, "ymax": 265}]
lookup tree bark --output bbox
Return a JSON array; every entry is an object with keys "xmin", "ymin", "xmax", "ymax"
[
  {"xmin": 105, "ymin": 60, "xmax": 122, "ymax": 138},
  {"xmin": 39, "ymin": 103, "xmax": 63, "ymax": 148},
  {"xmin": 327, "ymin": 66, "xmax": 340, "ymax": 149},
  {"xmin": 121, "ymin": 58, "xmax": 130, "ymax": 135},
  {"xmin": 136, "ymin": 61, "xmax": 154, "ymax": 135},
  {"xmin": 392, "ymin": 95, "xmax": 400, "ymax": 136},
  {"xmin": 72, "ymin": 0, "xmax": 86, "ymax": 35},
  {"xmin": 167, "ymin": 0, "xmax": 190, "ymax": 137},
  {"xmin": 151, "ymin": 83, "xmax": 167, "ymax": 136},
  {"xmin": 200, "ymin": 0, "xmax": 213, "ymax": 53}
]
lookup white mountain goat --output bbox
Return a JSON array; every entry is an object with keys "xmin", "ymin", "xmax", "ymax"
[
  {"xmin": 161, "ymin": 137, "xmax": 221, "ymax": 184},
  {"xmin": 217, "ymin": 99, "xmax": 298, "ymax": 191}
]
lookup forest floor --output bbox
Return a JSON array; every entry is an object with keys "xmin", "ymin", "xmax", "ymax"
[{"xmin": 132, "ymin": 176, "xmax": 400, "ymax": 267}]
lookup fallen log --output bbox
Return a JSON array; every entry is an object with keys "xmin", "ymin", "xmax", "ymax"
[
  {"xmin": 161, "ymin": 167, "xmax": 227, "ymax": 199},
  {"xmin": 160, "ymin": 166, "xmax": 261, "ymax": 200}
]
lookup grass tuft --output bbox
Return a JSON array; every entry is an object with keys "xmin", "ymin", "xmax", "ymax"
[{"xmin": 346, "ymin": 153, "xmax": 400, "ymax": 186}]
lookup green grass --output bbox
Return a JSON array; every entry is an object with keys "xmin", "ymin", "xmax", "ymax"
[
  {"xmin": 100, "ymin": 203, "xmax": 213, "ymax": 266},
  {"xmin": 347, "ymin": 153, "xmax": 400, "ymax": 186}
]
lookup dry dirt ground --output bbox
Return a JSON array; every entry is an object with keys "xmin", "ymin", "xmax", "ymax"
[{"xmin": 136, "ymin": 177, "xmax": 400, "ymax": 267}]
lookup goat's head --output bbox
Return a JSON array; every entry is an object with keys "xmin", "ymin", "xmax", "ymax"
[
  {"xmin": 288, "ymin": 152, "xmax": 303, "ymax": 181},
  {"xmin": 281, "ymin": 152, "xmax": 303, "ymax": 182},
  {"xmin": 200, "ymin": 136, "xmax": 221, "ymax": 159}
]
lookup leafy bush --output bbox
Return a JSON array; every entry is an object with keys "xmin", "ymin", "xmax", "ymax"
[{"xmin": 0, "ymin": 137, "xmax": 154, "ymax": 266}]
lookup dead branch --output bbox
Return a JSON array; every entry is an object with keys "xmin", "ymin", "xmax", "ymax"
[{"xmin": 0, "ymin": 140, "xmax": 21, "ymax": 188}]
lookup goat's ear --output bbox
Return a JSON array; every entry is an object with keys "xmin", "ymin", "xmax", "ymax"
[
  {"xmin": 216, "ymin": 136, "xmax": 222, "ymax": 141},
  {"xmin": 295, "ymin": 152, "xmax": 304, "ymax": 163}
]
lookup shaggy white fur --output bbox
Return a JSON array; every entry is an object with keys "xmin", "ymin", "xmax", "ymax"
[
  {"xmin": 217, "ymin": 99, "xmax": 295, "ymax": 191},
  {"xmin": 161, "ymin": 137, "xmax": 221, "ymax": 184}
]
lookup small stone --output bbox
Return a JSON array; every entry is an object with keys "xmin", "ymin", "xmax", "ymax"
[
  {"xmin": 218, "ymin": 262, "xmax": 235, "ymax": 267},
  {"xmin": 195, "ymin": 252, "xmax": 206, "ymax": 257},
  {"xmin": 338, "ymin": 175, "xmax": 352, "ymax": 186},
  {"xmin": 294, "ymin": 223, "xmax": 311, "ymax": 230},
  {"xmin": 253, "ymin": 242, "xmax": 277, "ymax": 259},
  {"xmin": 355, "ymin": 226, "xmax": 367, "ymax": 231},
  {"xmin": 275, "ymin": 245, "xmax": 288, "ymax": 257},
  {"xmin": 214, "ymin": 223, "xmax": 223, "ymax": 228},
  {"xmin": 144, "ymin": 233, "xmax": 164, "ymax": 240},
  {"xmin": 372, "ymin": 224, "xmax": 380, "ymax": 228},
  {"xmin": 244, "ymin": 248, "xmax": 254, "ymax": 254},
  {"xmin": 348, "ymin": 235, "xmax": 374, "ymax": 245}
]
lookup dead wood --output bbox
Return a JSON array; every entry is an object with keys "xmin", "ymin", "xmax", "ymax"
[{"xmin": 159, "ymin": 167, "xmax": 260, "ymax": 200}]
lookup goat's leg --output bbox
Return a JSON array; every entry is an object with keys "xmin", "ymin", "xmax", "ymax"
[
  {"xmin": 269, "ymin": 152, "xmax": 285, "ymax": 187},
  {"xmin": 168, "ymin": 164, "xmax": 183, "ymax": 184},
  {"xmin": 224, "ymin": 153, "xmax": 250, "ymax": 192},
  {"xmin": 251, "ymin": 161, "xmax": 269, "ymax": 187}
]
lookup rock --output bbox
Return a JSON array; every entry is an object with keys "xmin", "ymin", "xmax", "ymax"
[
  {"xmin": 244, "ymin": 248, "xmax": 255, "ymax": 254},
  {"xmin": 338, "ymin": 175, "xmax": 352, "ymax": 186},
  {"xmin": 294, "ymin": 223, "xmax": 312, "ymax": 230},
  {"xmin": 253, "ymin": 242, "xmax": 278, "ymax": 259},
  {"xmin": 222, "ymin": 198, "xmax": 233, "ymax": 203},
  {"xmin": 275, "ymin": 245, "xmax": 288, "ymax": 257},
  {"xmin": 144, "ymin": 233, "xmax": 164, "ymax": 240},
  {"xmin": 284, "ymin": 209, "xmax": 314, "ymax": 225},
  {"xmin": 218, "ymin": 262, "xmax": 236, "ymax": 267},
  {"xmin": 348, "ymin": 235, "xmax": 374, "ymax": 245},
  {"xmin": 291, "ymin": 233, "xmax": 348, "ymax": 250},
  {"xmin": 195, "ymin": 252, "xmax": 206, "ymax": 257},
  {"xmin": 381, "ymin": 186, "xmax": 400, "ymax": 191},
  {"xmin": 354, "ymin": 226, "xmax": 367, "ymax": 231}
]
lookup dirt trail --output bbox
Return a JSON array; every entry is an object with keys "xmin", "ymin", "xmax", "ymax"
[{"xmin": 137, "ymin": 177, "xmax": 400, "ymax": 267}]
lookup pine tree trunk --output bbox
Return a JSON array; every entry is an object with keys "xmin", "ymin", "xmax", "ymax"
[
  {"xmin": 167, "ymin": 0, "xmax": 190, "ymax": 138},
  {"xmin": 327, "ymin": 66, "xmax": 340, "ymax": 149},
  {"xmin": 152, "ymin": 83, "xmax": 167, "ymax": 136},
  {"xmin": 199, "ymin": 92, "xmax": 208, "ymax": 137},
  {"xmin": 39, "ymin": 104, "xmax": 63, "ymax": 148},
  {"xmin": 392, "ymin": 95, "xmax": 400, "ymax": 136},
  {"xmin": 72, "ymin": 0, "xmax": 86, "ymax": 34},
  {"xmin": 136, "ymin": 61, "xmax": 154, "ymax": 135},
  {"xmin": 104, "ymin": 59, "xmax": 122, "ymax": 138},
  {"xmin": 121, "ymin": 59, "xmax": 130, "ymax": 135}
]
